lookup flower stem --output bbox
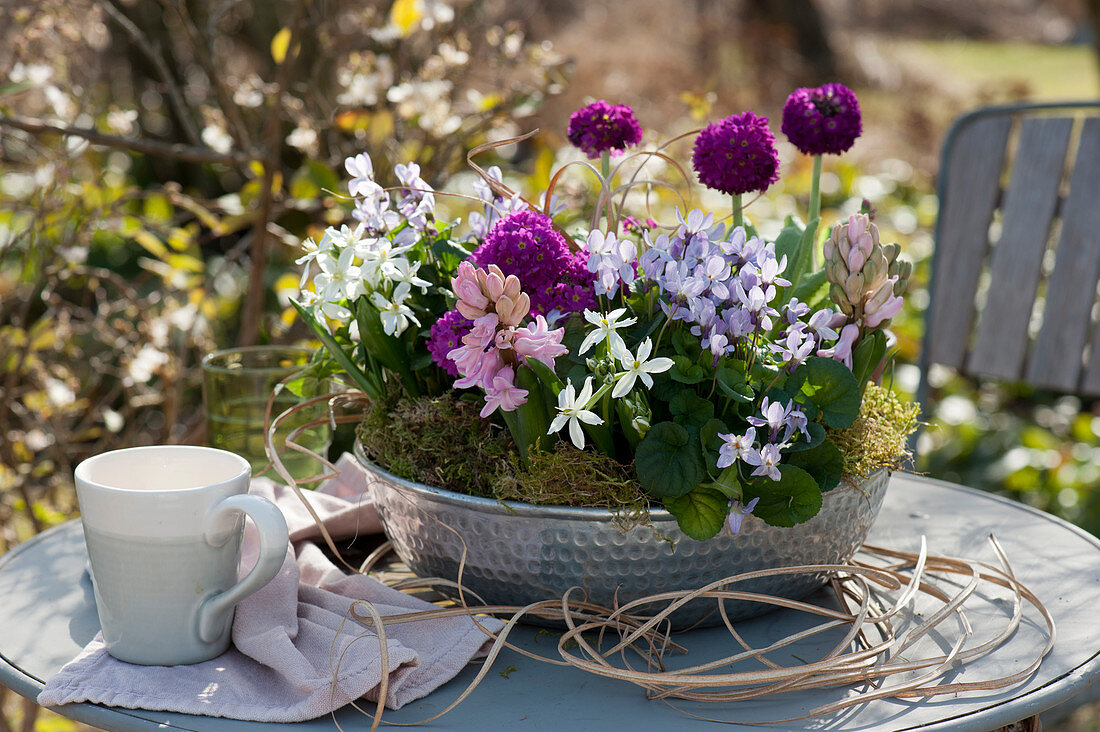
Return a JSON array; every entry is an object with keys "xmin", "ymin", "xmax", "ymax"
[
  {"xmin": 601, "ymin": 150, "xmax": 611, "ymax": 180},
  {"xmin": 732, "ymin": 193, "xmax": 743, "ymax": 229},
  {"xmin": 809, "ymin": 155, "xmax": 822, "ymax": 269},
  {"xmin": 808, "ymin": 154, "xmax": 823, "ymax": 222}
]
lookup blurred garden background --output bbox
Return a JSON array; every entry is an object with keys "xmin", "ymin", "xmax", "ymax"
[{"xmin": 1, "ymin": 0, "xmax": 1099, "ymax": 729}]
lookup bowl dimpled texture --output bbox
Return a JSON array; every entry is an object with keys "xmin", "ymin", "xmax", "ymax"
[{"xmin": 357, "ymin": 445, "xmax": 889, "ymax": 629}]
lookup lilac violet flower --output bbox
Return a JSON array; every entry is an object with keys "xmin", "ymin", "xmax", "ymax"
[
  {"xmin": 781, "ymin": 83, "xmax": 862, "ymax": 156},
  {"xmin": 567, "ymin": 100, "xmax": 643, "ymax": 159},
  {"xmin": 691, "ymin": 112, "xmax": 780, "ymax": 196},
  {"xmin": 727, "ymin": 497, "xmax": 760, "ymax": 534}
]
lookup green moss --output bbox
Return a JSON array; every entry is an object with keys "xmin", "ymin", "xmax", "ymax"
[
  {"xmin": 490, "ymin": 444, "xmax": 651, "ymax": 529},
  {"xmin": 830, "ymin": 383, "xmax": 921, "ymax": 479},
  {"xmin": 357, "ymin": 392, "xmax": 516, "ymax": 497},
  {"xmin": 358, "ymin": 394, "xmax": 651, "ymax": 527}
]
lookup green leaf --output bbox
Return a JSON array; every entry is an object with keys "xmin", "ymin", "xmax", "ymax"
[
  {"xmin": 786, "ymin": 438, "xmax": 844, "ymax": 492},
  {"xmin": 669, "ymin": 355, "xmax": 706, "ymax": 384},
  {"xmin": 291, "ymin": 301, "xmax": 380, "ymax": 399},
  {"xmin": 525, "ymin": 358, "xmax": 564, "ymax": 396},
  {"xmin": 851, "ymin": 329, "xmax": 888, "ymax": 392},
  {"xmin": 355, "ymin": 298, "xmax": 420, "ymax": 397},
  {"xmin": 745, "ymin": 464, "xmax": 823, "ymax": 527},
  {"xmin": 429, "ymin": 236, "xmax": 471, "ymax": 274},
  {"xmin": 665, "ymin": 485, "xmax": 729, "ymax": 540},
  {"xmin": 635, "ymin": 422, "xmax": 705, "ymax": 498},
  {"xmin": 711, "ymin": 466, "xmax": 742, "ymax": 498},
  {"xmin": 786, "ymin": 356, "xmax": 861, "ymax": 429},
  {"xmin": 792, "ymin": 269, "xmax": 828, "ymax": 304},
  {"xmin": 716, "ymin": 365, "xmax": 753, "ymax": 402},
  {"xmin": 773, "ymin": 217, "xmax": 805, "ymax": 266},
  {"xmin": 670, "ymin": 390, "xmax": 714, "ymax": 429},
  {"xmin": 502, "ymin": 365, "xmax": 552, "ymax": 466}
]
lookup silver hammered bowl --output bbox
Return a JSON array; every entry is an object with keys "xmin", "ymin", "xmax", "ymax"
[{"xmin": 356, "ymin": 443, "xmax": 889, "ymax": 629}]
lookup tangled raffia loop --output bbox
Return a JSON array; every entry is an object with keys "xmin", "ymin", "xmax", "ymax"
[{"xmin": 264, "ymin": 391, "xmax": 1054, "ymax": 729}]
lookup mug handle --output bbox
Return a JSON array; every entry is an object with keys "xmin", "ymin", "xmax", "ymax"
[{"xmin": 196, "ymin": 494, "xmax": 289, "ymax": 644}]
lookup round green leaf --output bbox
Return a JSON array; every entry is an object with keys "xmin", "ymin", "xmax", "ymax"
[
  {"xmin": 786, "ymin": 356, "xmax": 861, "ymax": 429},
  {"xmin": 786, "ymin": 437, "xmax": 844, "ymax": 492},
  {"xmin": 635, "ymin": 421, "xmax": 705, "ymax": 498},
  {"xmin": 744, "ymin": 464, "xmax": 823, "ymax": 527},
  {"xmin": 665, "ymin": 485, "xmax": 730, "ymax": 541}
]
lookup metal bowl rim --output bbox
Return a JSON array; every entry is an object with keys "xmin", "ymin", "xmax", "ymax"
[{"xmin": 354, "ymin": 440, "xmax": 889, "ymax": 525}]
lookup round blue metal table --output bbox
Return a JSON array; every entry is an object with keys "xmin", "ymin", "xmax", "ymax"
[{"xmin": 1, "ymin": 474, "xmax": 1098, "ymax": 731}]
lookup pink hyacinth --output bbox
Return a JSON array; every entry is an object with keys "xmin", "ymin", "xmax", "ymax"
[
  {"xmin": 818, "ymin": 323, "xmax": 859, "ymax": 368},
  {"xmin": 512, "ymin": 315, "xmax": 567, "ymax": 369},
  {"xmin": 445, "ymin": 264, "xmax": 567, "ymax": 417},
  {"xmin": 480, "ymin": 367, "xmax": 528, "ymax": 417}
]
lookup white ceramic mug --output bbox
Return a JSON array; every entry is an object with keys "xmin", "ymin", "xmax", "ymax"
[{"xmin": 74, "ymin": 445, "xmax": 289, "ymax": 665}]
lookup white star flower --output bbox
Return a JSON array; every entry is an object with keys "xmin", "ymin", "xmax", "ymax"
[
  {"xmin": 578, "ymin": 308, "xmax": 637, "ymax": 355},
  {"xmin": 611, "ymin": 338, "xmax": 674, "ymax": 397},
  {"xmin": 548, "ymin": 377, "xmax": 604, "ymax": 449}
]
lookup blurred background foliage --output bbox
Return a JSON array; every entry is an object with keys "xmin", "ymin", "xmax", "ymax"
[{"xmin": 1, "ymin": 0, "xmax": 1099, "ymax": 728}]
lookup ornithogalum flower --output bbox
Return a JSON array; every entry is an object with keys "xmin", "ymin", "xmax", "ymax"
[
  {"xmin": 548, "ymin": 377, "xmax": 604, "ymax": 449},
  {"xmin": 692, "ymin": 112, "xmax": 780, "ymax": 196},
  {"xmin": 611, "ymin": 339, "xmax": 673, "ymax": 397},
  {"xmin": 567, "ymin": 100, "xmax": 643, "ymax": 159},
  {"xmin": 579, "ymin": 308, "xmax": 637, "ymax": 355},
  {"xmin": 781, "ymin": 83, "xmax": 862, "ymax": 156}
]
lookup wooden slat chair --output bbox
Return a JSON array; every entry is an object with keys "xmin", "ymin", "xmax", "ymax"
[{"xmin": 917, "ymin": 101, "xmax": 1100, "ymax": 420}]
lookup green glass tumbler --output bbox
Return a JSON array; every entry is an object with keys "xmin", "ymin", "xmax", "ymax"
[{"xmin": 201, "ymin": 345, "xmax": 331, "ymax": 483}]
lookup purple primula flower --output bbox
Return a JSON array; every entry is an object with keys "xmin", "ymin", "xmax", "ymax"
[
  {"xmin": 427, "ymin": 308, "xmax": 474, "ymax": 378},
  {"xmin": 781, "ymin": 83, "xmax": 862, "ymax": 156},
  {"xmin": 727, "ymin": 496, "xmax": 761, "ymax": 534},
  {"xmin": 692, "ymin": 111, "xmax": 780, "ymax": 196},
  {"xmin": 472, "ymin": 211, "xmax": 595, "ymax": 317},
  {"xmin": 743, "ymin": 443, "xmax": 782, "ymax": 481},
  {"xmin": 567, "ymin": 100, "xmax": 644, "ymax": 159},
  {"xmin": 717, "ymin": 427, "xmax": 756, "ymax": 469}
]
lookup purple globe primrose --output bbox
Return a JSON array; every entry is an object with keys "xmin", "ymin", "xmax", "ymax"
[
  {"xmin": 471, "ymin": 210, "xmax": 595, "ymax": 318},
  {"xmin": 427, "ymin": 308, "xmax": 473, "ymax": 377},
  {"xmin": 781, "ymin": 83, "xmax": 862, "ymax": 156},
  {"xmin": 691, "ymin": 111, "xmax": 780, "ymax": 196},
  {"xmin": 566, "ymin": 100, "xmax": 644, "ymax": 159}
]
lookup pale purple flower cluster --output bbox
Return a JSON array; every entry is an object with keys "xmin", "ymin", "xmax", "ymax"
[
  {"xmin": 585, "ymin": 229, "xmax": 637, "ymax": 298},
  {"xmin": 716, "ymin": 397, "xmax": 808, "ymax": 482},
  {"xmin": 346, "ymin": 153, "xmax": 435, "ymax": 235},
  {"xmin": 471, "ymin": 211, "xmax": 595, "ymax": 319},
  {"xmin": 637, "ymin": 209, "xmax": 841, "ymax": 372}
]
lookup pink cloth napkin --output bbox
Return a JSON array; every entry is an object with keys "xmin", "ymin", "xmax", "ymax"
[{"xmin": 38, "ymin": 454, "xmax": 503, "ymax": 722}]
